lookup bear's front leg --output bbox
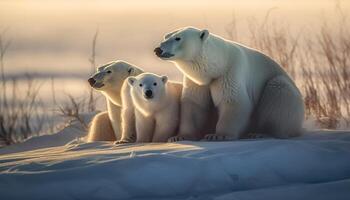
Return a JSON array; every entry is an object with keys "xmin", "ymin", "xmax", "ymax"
[
  {"xmin": 107, "ymin": 100, "xmax": 122, "ymax": 140},
  {"xmin": 170, "ymin": 78, "xmax": 214, "ymax": 142},
  {"xmin": 153, "ymin": 110, "xmax": 179, "ymax": 142},
  {"xmin": 204, "ymin": 102, "xmax": 251, "ymax": 141},
  {"xmin": 115, "ymin": 107, "xmax": 136, "ymax": 144},
  {"xmin": 135, "ymin": 111, "xmax": 155, "ymax": 143},
  {"xmin": 169, "ymin": 99, "xmax": 210, "ymax": 142}
]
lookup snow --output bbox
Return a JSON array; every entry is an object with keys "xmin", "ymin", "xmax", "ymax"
[
  {"xmin": 0, "ymin": 114, "xmax": 94, "ymax": 155},
  {"xmin": 0, "ymin": 127, "xmax": 350, "ymax": 200}
]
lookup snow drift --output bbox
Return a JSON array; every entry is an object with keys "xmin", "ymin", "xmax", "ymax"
[{"xmin": 0, "ymin": 128, "xmax": 350, "ymax": 200}]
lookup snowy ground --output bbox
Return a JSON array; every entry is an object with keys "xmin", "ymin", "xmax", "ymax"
[{"xmin": 0, "ymin": 123, "xmax": 350, "ymax": 200}]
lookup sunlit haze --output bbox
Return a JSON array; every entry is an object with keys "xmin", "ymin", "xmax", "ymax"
[{"xmin": 1, "ymin": 0, "xmax": 349, "ymax": 80}]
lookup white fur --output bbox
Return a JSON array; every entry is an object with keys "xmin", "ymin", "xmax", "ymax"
[
  {"xmin": 87, "ymin": 111, "xmax": 116, "ymax": 142},
  {"xmin": 121, "ymin": 73, "xmax": 182, "ymax": 143},
  {"xmin": 87, "ymin": 60, "xmax": 143, "ymax": 142},
  {"xmin": 156, "ymin": 27, "xmax": 304, "ymax": 140}
]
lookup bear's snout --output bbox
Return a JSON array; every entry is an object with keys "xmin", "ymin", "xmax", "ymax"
[
  {"xmin": 154, "ymin": 47, "xmax": 163, "ymax": 57},
  {"xmin": 88, "ymin": 78, "xmax": 96, "ymax": 86},
  {"xmin": 144, "ymin": 90, "xmax": 153, "ymax": 99}
]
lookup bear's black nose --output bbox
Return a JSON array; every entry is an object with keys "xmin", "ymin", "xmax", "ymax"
[
  {"xmin": 88, "ymin": 78, "xmax": 96, "ymax": 86},
  {"xmin": 154, "ymin": 47, "xmax": 163, "ymax": 57},
  {"xmin": 145, "ymin": 90, "xmax": 153, "ymax": 99}
]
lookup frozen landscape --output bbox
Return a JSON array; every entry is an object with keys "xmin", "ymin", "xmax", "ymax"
[
  {"xmin": 1, "ymin": 1, "xmax": 350, "ymax": 199},
  {"xmin": 0, "ymin": 119, "xmax": 350, "ymax": 200}
]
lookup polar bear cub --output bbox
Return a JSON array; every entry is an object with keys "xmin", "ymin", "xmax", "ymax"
[{"xmin": 118, "ymin": 73, "xmax": 182, "ymax": 143}]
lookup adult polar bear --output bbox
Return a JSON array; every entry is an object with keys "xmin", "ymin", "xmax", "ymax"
[
  {"xmin": 154, "ymin": 27, "xmax": 304, "ymax": 141},
  {"xmin": 87, "ymin": 61, "xmax": 143, "ymax": 142}
]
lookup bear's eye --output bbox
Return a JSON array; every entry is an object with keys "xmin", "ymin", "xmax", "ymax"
[
  {"xmin": 139, "ymin": 84, "xmax": 143, "ymax": 87},
  {"xmin": 106, "ymin": 70, "xmax": 112, "ymax": 74},
  {"xmin": 127, "ymin": 68, "xmax": 132, "ymax": 74},
  {"xmin": 153, "ymin": 82, "xmax": 157, "ymax": 86},
  {"xmin": 175, "ymin": 37, "xmax": 181, "ymax": 41}
]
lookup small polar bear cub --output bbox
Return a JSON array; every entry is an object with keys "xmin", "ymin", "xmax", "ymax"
[{"xmin": 121, "ymin": 73, "xmax": 182, "ymax": 143}]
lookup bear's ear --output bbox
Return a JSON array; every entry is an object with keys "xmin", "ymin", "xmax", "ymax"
[
  {"xmin": 200, "ymin": 29, "xmax": 209, "ymax": 41},
  {"xmin": 128, "ymin": 77, "xmax": 136, "ymax": 86},
  {"xmin": 161, "ymin": 75, "xmax": 168, "ymax": 84},
  {"xmin": 127, "ymin": 67, "xmax": 134, "ymax": 74}
]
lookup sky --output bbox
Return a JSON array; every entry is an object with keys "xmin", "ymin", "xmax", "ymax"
[
  {"xmin": 0, "ymin": 0, "xmax": 349, "ymax": 81},
  {"xmin": 0, "ymin": 0, "xmax": 348, "ymax": 126}
]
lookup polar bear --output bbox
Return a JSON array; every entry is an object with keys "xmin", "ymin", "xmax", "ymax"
[
  {"xmin": 116, "ymin": 73, "xmax": 182, "ymax": 143},
  {"xmin": 154, "ymin": 26, "xmax": 304, "ymax": 141},
  {"xmin": 87, "ymin": 61, "xmax": 143, "ymax": 142}
]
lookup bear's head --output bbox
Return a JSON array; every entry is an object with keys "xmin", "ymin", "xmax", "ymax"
[
  {"xmin": 154, "ymin": 27, "xmax": 216, "ymax": 85},
  {"xmin": 88, "ymin": 61, "xmax": 142, "ymax": 92},
  {"xmin": 88, "ymin": 60, "xmax": 143, "ymax": 105},
  {"xmin": 127, "ymin": 73, "xmax": 168, "ymax": 113},
  {"xmin": 154, "ymin": 27, "xmax": 209, "ymax": 61}
]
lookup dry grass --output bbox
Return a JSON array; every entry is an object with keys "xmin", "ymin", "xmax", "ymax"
[
  {"xmin": 0, "ymin": 29, "xmax": 100, "ymax": 146},
  {"xmin": 301, "ymin": 13, "xmax": 350, "ymax": 128},
  {"xmin": 87, "ymin": 29, "xmax": 99, "ymax": 113},
  {"xmin": 57, "ymin": 92, "xmax": 101, "ymax": 132},
  {"xmin": 57, "ymin": 95, "xmax": 89, "ymax": 130},
  {"xmin": 0, "ymin": 30, "xmax": 47, "ymax": 145},
  {"xmin": 55, "ymin": 30, "xmax": 101, "ymax": 133},
  {"xmin": 0, "ymin": 77, "xmax": 45, "ymax": 145}
]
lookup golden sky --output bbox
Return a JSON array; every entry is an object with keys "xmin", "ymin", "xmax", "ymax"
[{"xmin": 0, "ymin": 0, "xmax": 348, "ymax": 77}]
